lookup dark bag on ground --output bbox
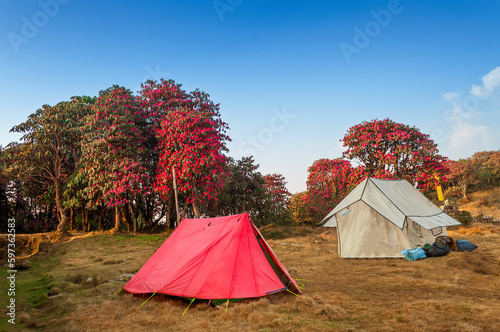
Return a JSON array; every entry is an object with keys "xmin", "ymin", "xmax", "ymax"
[
  {"xmin": 455, "ymin": 239, "xmax": 478, "ymax": 252},
  {"xmin": 434, "ymin": 235, "xmax": 454, "ymax": 250},
  {"xmin": 424, "ymin": 245, "xmax": 450, "ymax": 257}
]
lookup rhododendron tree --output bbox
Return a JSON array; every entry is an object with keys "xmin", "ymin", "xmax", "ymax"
[
  {"xmin": 2, "ymin": 79, "xmax": 241, "ymax": 232},
  {"xmin": 472, "ymin": 151, "xmax": 500, "ymax": 187},
  {"xmin": 445, "ymin": 159, "xmax": 475, "ymax": 200},
  {"xmin": 288, "ymin": 191, "xmax": 314, "ymax": 225},
  {"xmin": 342, "ymin": 118, "xmax": 447, "ymax": 190},
  {"xmin": 264, "ymin": 173, "xmax": 291, "ymax": 217},
  {"xmin": 138, "ymin": 79, "xmax": 228, "ymax": 228},
  {"xmin": 82, "ymin": 86, "xmax": 149, "ymax": 231},
  {"xmin": 154, "ymin": 107, "xmax": 230, "ymax": 218},
  {"xmin": 305, "ymin": 158, "xmax": 363, "ymax": 222}
]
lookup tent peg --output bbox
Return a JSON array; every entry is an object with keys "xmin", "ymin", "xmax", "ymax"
[
  {"xmin": 138, "ymin": 292, "xmax": 156, "ymax": 308},
  {"xmin": 182, "ymin": 298, "xmax": 195, "ymax": 316}
]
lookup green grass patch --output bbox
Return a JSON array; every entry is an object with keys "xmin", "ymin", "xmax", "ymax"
[{"xmin": 0, "ymin": 260, "xmax": 57, "ymax": 329}]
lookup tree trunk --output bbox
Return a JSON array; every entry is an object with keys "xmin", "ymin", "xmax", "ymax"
[
  {"xmin": 70, "ymin": 207, "xmax": 75, "ymax": 231},
  {"xmin": 55, "ymin": 180, "xmax": 69, "ymax": 232},
  {"xmin": 122, "ymin": 205, "xmax": 130, "ymax": 232},
  {"xmin": 56, "ymin": 207, "xmax": 61, "ymax": 225},
  {"xmin": 462, "ymin": 182, "xmax": 469, "ymax": 200},
  {"xmin": 103, "ymin": 208, "xmax": 110, "ymax": 230},
  {"xmin": 193, "ymin": 203, "xmax": 200, "ymax": 219},
  {"xmin": 167, "ymin": 193, "xmax": 176, "ymax": 229},
  {"xmin": 114, "ymin": 205, "xmax": 121, "ymax": 232},
  {"xmin": 81, "ymin": 209, "xmax": 87, "ymax": 231},
  {"xmin": 180, "ymin": 198, "xmax": 188, "ymax": 221},
  {"xmin": 85, "ymin": 209, "xmax": 90, "ymax": 232},
  {"xmin": 98, "ymin": 208, "xmax": 103, "ymax": 231},
  {"xmin": 192, "ymin": 186, "xmax": 200, "ymax": 218},
  {"xmin": 129, "ymin": 205, "xmax": 137, "ymax": 233}
]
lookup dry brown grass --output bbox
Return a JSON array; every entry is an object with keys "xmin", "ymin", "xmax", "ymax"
[
  {"xmin": 459, "ymin": 188, "xmax": 500, "ymax": 219},
  {"xmin": 6, "ymin": 225, "xmax": 500, "ymax": 331}
]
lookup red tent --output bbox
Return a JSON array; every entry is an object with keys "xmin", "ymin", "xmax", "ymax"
[{"xmin": 124, "ymin": 213, "xmax": 301, "ymax": 300}]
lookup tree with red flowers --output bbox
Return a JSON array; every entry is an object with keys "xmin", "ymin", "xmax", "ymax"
[
  {"xmin": 139, "ymin": 79, "xmax": 229, "ymax": 228},
  {"xmin": 154, "ymin": 107, "xmax": 229, "ymax": 219},
  {"xmin": 472, "ymin": 151, "xmax": 500, "ymax": 187},
  {"xmin": 263, "ymin": 173, "xmax": 291, "ymax": 217},
  {"xmin": 288, "ymin": 191, "xmax": 314, "ymax": 225},
  {"xmin": 342, "ymin": 118, "xmax": 447, "ymax": 190},
  {"xmin": 445, "ymin": 159, "xmax": 476, "ymax": 200},
  {"xmin": 81, "ymin": 86, "xmax": 149, "ymax": 231},
  {"xmin": 305, "ymin": 158, "xmax": 362, "ymax": 222}
]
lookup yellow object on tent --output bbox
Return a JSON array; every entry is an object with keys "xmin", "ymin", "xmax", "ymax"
[{"xmin": 436, "ymin": 186, "xmax": 444, "ymax": 201}]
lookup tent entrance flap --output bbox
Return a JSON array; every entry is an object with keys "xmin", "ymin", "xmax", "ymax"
[{"xmin": 253, "ymin": 227, "xmax": 289, "ymax": 287}]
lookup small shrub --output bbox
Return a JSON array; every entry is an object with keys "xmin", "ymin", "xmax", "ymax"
[{"xmin": 455, "ymin": 210, "xmax": 473, "ymax": 226}]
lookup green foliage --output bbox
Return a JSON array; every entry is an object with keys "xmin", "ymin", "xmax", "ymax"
[
  {"xmin": 472, "ymin": 151, "xmax": 500, "ymax": 188},
  {"xmin": 455, "ymin": 210, "xmax": 473, "ymax": 226},
  {"xmin": 288, "ymin": 191, "xmax": 314, "ymax": 225},
  {"xmin": 202, "ymin": 156, "xmax": 292, "ymax": 226},
  {"xmin": 263, "ymin": 173, "xmax": 292, "ymax": 223},
  {"xmin": 205, "ymin": 156, "xmax": 266, "ymax": 216},
  {"xmin": 5, "ymin": 97, "xmax": 94, "ymax": 231},
  {"xmin": 444, "ymin": 150, "xmax": 500, "ymax": 200}
]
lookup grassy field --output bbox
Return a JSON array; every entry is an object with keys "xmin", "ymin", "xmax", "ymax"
[
  {"xmin": 1, "ymin": 223, "xmax": 499, "ymax": 331},
  {"xmin": 459, "ymin": 188, "xmax": 500, "ymax": 219}
]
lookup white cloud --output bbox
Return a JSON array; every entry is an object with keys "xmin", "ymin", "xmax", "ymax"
[
  {"xmin": 442, "ymin": 92, "xmax": 460, "ymax": 101},
  {"xmin": 440, "ymin": 91, "xmax": 473, "ymax": 130},
  {"xmin": 446, "ymin": 124, "xmax": 496, "ymax": 159},
  {"xmin": 435, "ymin": 67, "xmax": 500, "ymax": 159},
  {"xmin": 470, "ymin": 66, "xmax": 500, "ymax": 98}
]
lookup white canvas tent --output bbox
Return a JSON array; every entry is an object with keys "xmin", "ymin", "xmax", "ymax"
[{"xmin": 322, "ymin": 177, "xmax": 461, "ymax": 258}]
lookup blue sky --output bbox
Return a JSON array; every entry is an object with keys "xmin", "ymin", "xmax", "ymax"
[{"xmin": 1, "ymin": 0, "xmax": 499, "ymax": 193}]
